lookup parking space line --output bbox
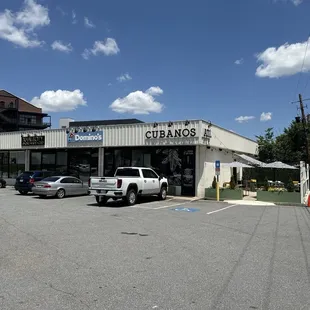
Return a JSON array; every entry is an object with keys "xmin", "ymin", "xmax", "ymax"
[
  {"xmin": 207, "ymin": 204, "xmax": 238, "ymax": 215},
  {"xmin": 153, "ymin": 202, "xmax": 185, "ymax": 210}
]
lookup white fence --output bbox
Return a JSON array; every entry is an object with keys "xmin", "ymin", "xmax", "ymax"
[{"xmin": 300, "ymin": 161, "xmax": 309, "ymax": 204}]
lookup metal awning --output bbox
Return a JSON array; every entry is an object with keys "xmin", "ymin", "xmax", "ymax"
[
  {"xmin": 233, "ymin": 154, "xmax": 266, "ymax": 167},
  {"xmin": 221, "ymin": 161, "xmax": 254, "ymax": 168}
]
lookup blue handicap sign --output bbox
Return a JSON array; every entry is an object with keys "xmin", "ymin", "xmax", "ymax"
[
  {"xmin": 172, "ymin": 207, "xmax": 200, "ymax": 212},
  {"xmin": 215, "ymin": 160, "xmax": 220, "ymax": 168}
]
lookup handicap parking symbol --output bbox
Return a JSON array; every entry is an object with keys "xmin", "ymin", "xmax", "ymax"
[{"xmin": 172, "ymin": 207, "xmax": 199, "ymax": 212}]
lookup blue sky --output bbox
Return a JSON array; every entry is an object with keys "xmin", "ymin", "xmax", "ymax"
[{"xmin": 1, "ymin": 0, "xmax": 310, "ymax": 139}]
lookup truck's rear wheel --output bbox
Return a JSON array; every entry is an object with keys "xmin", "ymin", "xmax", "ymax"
[
  {"xmin": 159, "ymin": 186, "xmax": 167, "ymax": 200},
  {"xmin": 96, "ymin": 196, "xmax": 108, "ymax": 206},
  {"xmin": 126, "ymin": 189, "xmax": 137, "ymax": 206}
]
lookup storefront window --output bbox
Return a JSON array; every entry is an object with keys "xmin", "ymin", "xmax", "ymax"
[
  {"xmin": 0, "ymin": 152, "xmax": 9, "ymax": 178},
  {"xmin": 56, "ymin": 152, "xmax": 67, "ymax": 172},
  {"xmin": 42, "ymin": 153, "xmax": 56, "ymax": 171},
  {"xmin": 31, "ymin": 152, "xmax": 41, "ymax": 171},
  {"xmin": 9, "ymin": 151, "xmax": 25, "ymax": 178}
]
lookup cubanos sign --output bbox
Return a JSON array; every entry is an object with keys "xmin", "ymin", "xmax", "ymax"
[{"xmin": 68, "ymin": 131, "xmax": 103, "ymax": 143}]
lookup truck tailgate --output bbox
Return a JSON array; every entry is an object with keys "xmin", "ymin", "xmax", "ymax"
[{"xmin": 90, "ymin": 177, "xmax": 118, "ymax": 189}]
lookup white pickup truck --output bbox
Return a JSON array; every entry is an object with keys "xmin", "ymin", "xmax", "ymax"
[{"xmin": 89, "ymin": 167, "xmax": 168, "ymax": 206}]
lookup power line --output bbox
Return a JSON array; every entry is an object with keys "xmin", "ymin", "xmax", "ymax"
[{"xmin": 293, "ymin": 35, "xmax": 310, "ymax": 100}]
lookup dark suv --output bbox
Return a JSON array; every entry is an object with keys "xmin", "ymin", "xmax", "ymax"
[{"xmin": 15, "ymin": 171, "xmax": 56, "ymax": 195}]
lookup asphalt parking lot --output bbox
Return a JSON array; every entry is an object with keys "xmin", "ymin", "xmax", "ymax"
[{"xmin": 1, "ymin": 188, "xmax": 310, "ymax": 310}]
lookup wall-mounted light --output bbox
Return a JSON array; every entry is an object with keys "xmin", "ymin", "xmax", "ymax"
[
  {"xmin": 74, "ymin": 128, "xmax": 78, "ymax": 133},
  {"xmin": 92, "ymin": 127, "xmax": 96, "ymax": 132},
  {"xmin": 168, "ymin": 121, "xmax": 173, "ymax": 127},
  {"xmin": 185, "ymin": 120, "xmax": 190, "ymax": 126},
  {"xmin": 153, "ymin": 122, "xmax": 158, "ymax": 128},
  {"xmin": 208, "ymin": 121, "xmax": 212, "ymax": 128}
]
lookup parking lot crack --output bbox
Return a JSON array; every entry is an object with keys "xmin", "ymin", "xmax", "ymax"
[{"xmin": 32, "ymin": 276, "xmax": 91, "ymax": 309}]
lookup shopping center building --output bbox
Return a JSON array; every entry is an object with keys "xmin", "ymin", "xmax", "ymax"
[{"xmin": 0, "ymin": 118, "xmax": 258, "ymax": 197}]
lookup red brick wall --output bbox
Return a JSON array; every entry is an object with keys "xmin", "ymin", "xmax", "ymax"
[
  {"xmin": 0, "ymin": 95, "xmax": 42, "ymax": 113},
  {"xmin": 18, "ymin": 98, "xmax": 42, "ymax": 113}
]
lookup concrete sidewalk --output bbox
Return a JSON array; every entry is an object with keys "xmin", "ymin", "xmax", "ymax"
[{"xmin": 224, "ymin": 199, "xmax": 276, "ymax": 206}]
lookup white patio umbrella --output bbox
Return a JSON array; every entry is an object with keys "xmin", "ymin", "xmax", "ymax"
[
  {"xmin": 264, "ymin": 161, "xmax": 298, "ymax": 170},
  {"xmin": 264, "ymin": 161, "xmax": 298, "ymax": 183}
]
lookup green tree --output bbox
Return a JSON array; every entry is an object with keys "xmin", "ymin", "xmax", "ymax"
[
  {"xmin": 256, "ymin": 127, "xmax": 275, "ymax": 163},
  {"xmin": 274, "ymin": 120, "xmax": 307, "ymax": 165}
]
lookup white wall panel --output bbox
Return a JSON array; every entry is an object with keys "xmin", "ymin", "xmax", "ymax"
[{"xmin": 202, "ymin": 121, "xmax": 257, "ymax": 154}]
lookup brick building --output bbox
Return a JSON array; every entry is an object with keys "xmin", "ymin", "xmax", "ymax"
[{"xmin": 0, "ymin": 90, "xmax": 51, "ymax": 132}]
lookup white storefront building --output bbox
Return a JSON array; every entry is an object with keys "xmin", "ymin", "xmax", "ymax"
[{"xmin": 0, "ymin": 119, "xmax": 257, "ymax": 197}]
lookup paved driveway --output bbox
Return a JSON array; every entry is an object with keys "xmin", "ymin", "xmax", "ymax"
[{"xmin": 0, "ymin": 188, "xmax": 310, "ymax": 309}]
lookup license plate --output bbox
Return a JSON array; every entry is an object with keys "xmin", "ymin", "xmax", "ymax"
[
  {"xmin": 36, "ymin": 185, "xmax": 42, "ymax": 188},
  {"xmin": 96, "ymin": 190, "xmax": 106, "ymax": 194}
]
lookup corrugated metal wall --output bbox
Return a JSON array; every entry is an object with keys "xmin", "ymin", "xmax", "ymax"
[
  {"xmin": 0, "ymin": 120, "xmax": 258, "ymax": 155},
  {"xmin": 0, "ymin": 129, "xmax": 67, "ymax": 150},
  {"xmin": 103, "ymin": 120, "xmax": 201, "ymax": 147}
]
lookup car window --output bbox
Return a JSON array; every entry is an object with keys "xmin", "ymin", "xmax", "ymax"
[
  {"xmin": 115, "ymin": 168, "xmax": 140, "ymax": 177},
  {"xmin": 60, "ymin": 177, "xmax": 71, "ymax": 184},
  {"xmin": 19, "ymin": 171, "xmax": 33, "ymax": 177},
  {"xmin": 42, "ymin": 177, "xmax": 60, "ymax": 182},
  {"xmin": 33, "ymin": 172, "xmax": 43, "ymax": 178},
  {"xmin": 72, "ymin": 178, "xmax": 82, "ymax": 183},
  {"xmin": 142, "ymin": 169, "xmax": 158, "ymax": 179}
]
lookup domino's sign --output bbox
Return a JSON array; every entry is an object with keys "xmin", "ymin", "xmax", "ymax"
[{"xmin": 68, "ymin": 131, "xmax": 103, "ymax": 143}]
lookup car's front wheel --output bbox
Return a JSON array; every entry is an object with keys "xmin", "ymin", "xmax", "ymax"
[
  {"xmin": 56, "ymin": 189, "xmax": 65, "ymax": 199},
  {"xmin": 158, "ymin": 186, "xmax": 167, "ymax": 200}
]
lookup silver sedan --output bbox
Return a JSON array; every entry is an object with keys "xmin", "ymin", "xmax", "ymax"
[{"xmin": 32, "ymin": 176, "xmax": 89, "ymax": 199}]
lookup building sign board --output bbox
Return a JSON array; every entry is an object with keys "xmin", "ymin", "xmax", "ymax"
[
  {"xmin": 145, "ymin": 128, "xmax": 197, "ymax": 139},
  {"xmin": 67, "ymin": 131, "xmax": 103, "ymax": 143},
  {"xmin": 21, "ymin": 135, "xmax": 45, "ymax": 147}
]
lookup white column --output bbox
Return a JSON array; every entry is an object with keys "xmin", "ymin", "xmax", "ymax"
[
  {"xmin": 25, "ymin": 150, "xmax": 30, "ymax": 171},
  {"xmin": 98, "ymin": 147, "xmax": 104, "ymax": 176}
]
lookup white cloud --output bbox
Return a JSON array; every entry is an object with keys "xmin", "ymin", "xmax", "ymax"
[
  {"xmin": 51, "ymin": 40, "xmax": 73, "ymax": 53},
  {"xmin": 256, "ymin": 38, "xmax": 310, "ymax": 78},
  {"xmin": 82, "ymin": 38, "xmax": 120, "ymax": 59},
  {"xmin": 235, "ymin": 116, "xmax": 255, "ymax": 123},
  {"xmin": 72, "ymin": 10, "xmax": 77, "ymax": 24},
  {"xmin": 234, "ymin": 58, "xmax": 244, "ymax": 65},
  {"xmin": 145, "ymin": 86, "xmax": 163, "ymax": 96},
  {"xmin": 117, "ymin": 73, "xmax": 132, "ymax": 82},
  {"xmin": 0, "ymin": 0, "xmax": 50, "ymax": 48},
  {"xmin": 260, "ymin": 112, "xmax": 272, "ymax": 122},
  {"xmin": 110, "ymin": 86, "xmax": 164, "ymax": 114},
  {"xmin": 84, "ymin": 17, "xmax": 95, "ymax": 28},
  {"xmin": 274, "ymin": 0, "xmax": 303, "ymax": 5},
  {"xmin": 31, "ymin": 89, "xmax": 87, "ymax": 112}
]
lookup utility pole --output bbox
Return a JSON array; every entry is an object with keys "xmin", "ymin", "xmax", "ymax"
[{"xmin": 298, "ymin": 94, "xmax": 310, "ymax": 164}]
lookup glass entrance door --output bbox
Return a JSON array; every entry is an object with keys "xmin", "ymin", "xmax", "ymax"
[{"xmin": 181, "ymin": 148, "xmax": 195, "ymax": 196}]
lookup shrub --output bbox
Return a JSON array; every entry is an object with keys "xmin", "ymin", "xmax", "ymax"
[
  {"xmin": 263, "ymin": 177, "xmax": 269, "ymax": 191},
  {"xmin": 212, "ymin": 176, "xmax": 217, "ymax": 189},
  {"xmin": 230, "ymin": 176, "xmax": 236, "ymax": 190},
  {"xmin": 286, "ymin": 178, "xmax": 295, "ymax": 192}
]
